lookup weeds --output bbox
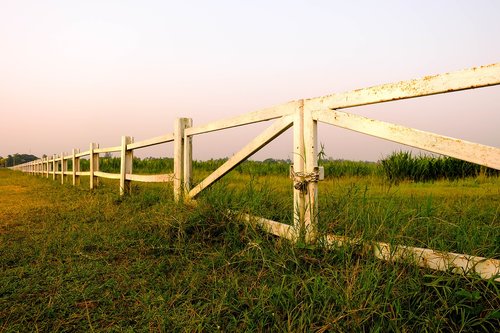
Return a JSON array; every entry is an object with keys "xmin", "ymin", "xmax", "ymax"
[{"xmin": 1, "ymin": 166, "xmax": 499, "ymax": 331}]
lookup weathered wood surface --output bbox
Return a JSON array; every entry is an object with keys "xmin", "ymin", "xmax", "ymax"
[
  {"xmin": 94, "ymin": 171, "xmax": 121, "ymax": 180},
  {"xmin": 314, "ymin": 110, "xmax": 500, "ymax": 170},
  {"xmin": 52, "ymin": 154, "xmax": 57, "ymax": 180},
  {"xmin": 185, "ymin": 101, "xmax": 296, "ymax": 136},
  {"xmin": 75, "ymin": 150, "xmax": 90, "ymax": 158},
  {"xmin": 120, "ymin": 136, "xmax": 133, "ymax": 196},
  {"xmin": 305, "ymin": 62, "xmax": 500, "ymax": 111},
  {"xmin": 52, "ymin": 154, "xmax": 56, "ymax": 180},
  {"xmin": 240, "ymin": 213, "xmax": 295, "ymax": 240},
  {"xmin": 125, "ymin": 173, "xmax": 174, "ymax": 182},
  {"xmin": 72, "ymin": 148, "xmax": 80, "ymax": 186},
  {"xmin": 89, "ymin": 143, "xmax": 99, "ymax": 189},
  {"xmin": 60, "ymin": 153, "xmax": 65, "ymax": 184},
  {"xmin": 303, "ymin": 103, "xmax": 318, "ymax": 241},
  {"xmin": 325, "ymin": 234, "xmax": 500, "ymax": 282},
  {"xmin": 188, "ymin": 115, "xmax": 293, "ymax": 199},
  {"xmin": 127, "ymin": 133, "xmax": 175, "ymax": 150},
  {"xmin": 94, "ymin": 146, "xmax": 121, "ymax": 154},
  {"xmin": 293, "ymin": 102, "xmax": 305, "ymax": 234},
  {"xmin": 183, "ymin": 119, "xmax": 194, "ymax": 194},
  {"xmin": 174, "ymin": 118, "xmax": 191, "ymax": 201}
]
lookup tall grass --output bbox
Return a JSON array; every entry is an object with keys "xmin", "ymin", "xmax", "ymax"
[
  {"xmin": 381, "ymin": 151, "xmax": 499, "ymax": 183},
  {"xmin": 1, "ymin": 169, "xmax": 499, "ymax": 331}
]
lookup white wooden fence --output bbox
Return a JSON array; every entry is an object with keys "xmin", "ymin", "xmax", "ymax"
[{"xmin": 11, "ymin": 63, "xmax": 500, "ymax": 281}]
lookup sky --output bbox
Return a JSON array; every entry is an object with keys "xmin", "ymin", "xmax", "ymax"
[{"xmin": 1, "ymin": 0, "xmax": 499, "ymax": 162}]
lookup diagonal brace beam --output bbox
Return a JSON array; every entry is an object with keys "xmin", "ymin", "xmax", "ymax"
[{"xmin": 188, "ymin": 115, "xmax": 293, "ymax": 198}]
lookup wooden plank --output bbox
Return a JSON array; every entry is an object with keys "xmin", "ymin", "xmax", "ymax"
[
  {"xmin": 94, "ymin": 146, "xmax": 121, "ymax": 154},
  {"xmin": 76, "ymin": 171, "xmax": 91, "ymax": 176},
  {"xmin": 325, "ymin": 234, "xmax": 500, "ymax": 282},
  {"xmin": 240, "ymin": 213, "xmax": 296, "ymax": 241},
  {"xmin": 94, "ymin": 171, "xmax": 121, "ymax": 180},
  {"xmin": 188, "ymin": 115, "xmax": 293, "ymax": 199},
  {"xmin": 314, "ymin": 110, "xmax": 500, "ymax": 170},
  {"xmin": 125, "ymin": 173, "xmax": 174, "ymax": 183},
  {"xmin": 374, "ymin": 243, "xmax": 500, "ymax": 282},
  {"xmin": 127, "ymin": 133, "xmax": 175, "ymax": 150},
  {"xmin": 305, "ymin": 63, "xmax": 500, "ymax": 111},
  {"xmin": 75, "ymin": 150, "xmax": 90, "ymax": 158},
  {"xmin": 185, "ymin": 100, "xmax": 297, "ymax": 136}
]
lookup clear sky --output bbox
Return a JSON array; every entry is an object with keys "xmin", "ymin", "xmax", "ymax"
[{"xmin": 1, "ymin": 0, "xmax": 499, "ymax": 161}]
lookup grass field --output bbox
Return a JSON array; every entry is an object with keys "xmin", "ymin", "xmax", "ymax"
[{"xmin": 1, "ymin": 165, "xmax": 499, "ymax": 331}]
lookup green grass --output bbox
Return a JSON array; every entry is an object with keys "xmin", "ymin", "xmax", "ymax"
[
  {"xmin": 1, "ymin": 168, "xmax": 499, "ymax": 331},
  {"xmin": 381, "ymin": 151, "xmax": 500, "ymax": 183}
]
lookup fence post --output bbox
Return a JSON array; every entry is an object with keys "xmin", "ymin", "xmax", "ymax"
[
  {"xmin": 303, "ymin": 101, "xmax": 318, "ymax": 242},
  {"xmin": 183, "ymin": 118, "xmax": 193, "ymax": 197},
  {"xmin": 120, "ymin": 136, "xmax": 134, "ymax": 196},
  {"xmin": 52, "ymin": 154, "xmax": 56, "ymax": 181},
  {"xmin": 293, "ymin": 100, "xmax": 306, "ymax": 241},
  {"xmin": 60, "ymin": 152, "xmax": 65, "ymax": 185},
  {"xmin": 174, "ymin": 118, "xmax": 190, "ymax": 202},
  {"xmin": 72, "ymin": 148, "xmax": 80, "ymax": 186},
  {"xmin": 293, "ymin": 100, "xmax": 318, "ymax": 243},
  {"xmin": 89, "ymin": 143, "xmax": 99, "ymax": 190},
  {"xmin": 47, "ymin": 157, "xmax": 50, "ymax": 178}
]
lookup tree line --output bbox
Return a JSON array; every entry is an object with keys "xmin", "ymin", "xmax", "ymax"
[{"xmin": 0, "ymin": 154, "xmax": 39, "ymax": 168}]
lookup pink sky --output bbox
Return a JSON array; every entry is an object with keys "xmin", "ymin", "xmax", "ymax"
[{"xmin": 1, "ymin": 0, "xmax": 499, "ymax": 161}]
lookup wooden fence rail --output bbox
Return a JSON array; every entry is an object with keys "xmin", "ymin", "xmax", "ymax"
[{"xmin": 11, "ymin": 63, "xmax": 500, "ymax": 281}]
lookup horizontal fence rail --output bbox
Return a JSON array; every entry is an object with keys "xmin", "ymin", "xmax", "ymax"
[{"xmin": 10, "ymin": 62, "xmax": 500, "ymax": 281}]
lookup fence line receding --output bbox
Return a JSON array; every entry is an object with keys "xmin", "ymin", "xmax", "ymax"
[{"xmin": 11, "ymin": 63, "xmax": 500, "ymax": 281}]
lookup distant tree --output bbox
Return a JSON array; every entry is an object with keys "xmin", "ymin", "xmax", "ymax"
[{"xmin": 5, "ymin": 153, "xmax": 38, "ymax": 167}]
